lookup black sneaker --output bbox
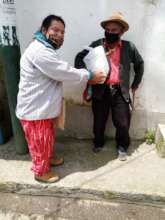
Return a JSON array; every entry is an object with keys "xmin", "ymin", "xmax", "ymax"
[{"xmin": 92, "ymin": 146, "xmax": 103, "ymax": 153}]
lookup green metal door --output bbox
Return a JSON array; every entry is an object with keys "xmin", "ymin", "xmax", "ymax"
[{"xmin": 0, "ymin": 0, "xmax": 27, "ymax": 154}]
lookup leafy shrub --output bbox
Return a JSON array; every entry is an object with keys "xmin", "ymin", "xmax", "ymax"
[{"xmin": 145, "ymin": 129, "xmax": 155, "ymax": 145}]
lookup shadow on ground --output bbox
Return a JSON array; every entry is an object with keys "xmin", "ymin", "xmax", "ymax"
[{"xmin": 0, "ymin": 137, "xmax": 143, "ymax": 179}]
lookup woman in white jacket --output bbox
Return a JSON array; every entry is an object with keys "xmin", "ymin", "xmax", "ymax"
[{"xmin": 16, "ymin": 15, "xmax": 105, "ymax": 183}]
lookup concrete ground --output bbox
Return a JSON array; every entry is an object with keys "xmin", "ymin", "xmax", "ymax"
[{"xmin": 0, "ymin": 138, "xmax": 165, "ymax": 219}]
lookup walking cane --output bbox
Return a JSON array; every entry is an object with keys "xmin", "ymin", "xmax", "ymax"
[{"xmin": 130, "ymin": 90, "xmax": 135, "ymax": 112}]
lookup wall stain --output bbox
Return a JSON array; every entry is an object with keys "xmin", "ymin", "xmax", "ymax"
[{"xmin": 143, "ymin": 0, "xmax": 158, "ymax": 6}]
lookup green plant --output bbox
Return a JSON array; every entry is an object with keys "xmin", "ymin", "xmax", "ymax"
[{"xmin": 145, "ymin": 129, "xmax": 155, "ymax": 145}]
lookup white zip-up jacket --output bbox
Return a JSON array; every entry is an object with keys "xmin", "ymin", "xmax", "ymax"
[{"xmin": 16, "ymin": 40, "xmax": 90, "ymax": 120}]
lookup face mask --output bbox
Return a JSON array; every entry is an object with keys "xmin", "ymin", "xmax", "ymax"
[
  {"xmin": 47, "ymin": 38, "xmax": 59, "ymax": 49},
  {"xmin": 105, "ymin": 31, "xmax": 120, "ymax": 44},
  {"xmin": 47, "ymin": 35, "xmax": 63, "ymax": 49}
]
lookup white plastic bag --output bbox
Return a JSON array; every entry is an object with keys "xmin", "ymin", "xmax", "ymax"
[{"xmin": 83, "ymin": 45, "xmax": 109, "ymax": 80}]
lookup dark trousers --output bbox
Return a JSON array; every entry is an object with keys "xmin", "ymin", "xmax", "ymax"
[{"xmin": 92, "ymin": 86, "xmax": 130, "ymax": 151}]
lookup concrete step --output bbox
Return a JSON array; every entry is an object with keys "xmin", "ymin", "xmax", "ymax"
[
  {"xmin": 155, "ymin": 124, "xmax": 165, "ymax": 157},
  {"xmin": 0, "ymin": 192, "xmax": 165, "ymax": 220},
  {"xmin": 1, "ymin": 138, "xmax": 165, "ymax": 219}
]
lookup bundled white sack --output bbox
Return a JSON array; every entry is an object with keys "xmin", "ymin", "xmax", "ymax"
[{"xmin": 83, "ymin": 45, "xmax": 109, "ymax": 83}]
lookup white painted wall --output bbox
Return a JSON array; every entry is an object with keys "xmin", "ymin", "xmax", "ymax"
[
  {"xmin": 15, "ymin": 0, "xmax": 106, "ymax": 103},
  {"xmin": 15, "ymin": 0, "xmax": 165, "ymax": 138}
]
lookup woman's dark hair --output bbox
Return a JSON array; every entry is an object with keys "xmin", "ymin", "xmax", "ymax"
[{"xmin": 40, "ymin": 15, "xmax": 65, "ymax": 31}]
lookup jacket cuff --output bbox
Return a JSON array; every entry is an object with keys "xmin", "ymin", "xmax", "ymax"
[{"xmin": 131, "ymin": 84, "xmax": 138, "ymax": 90}]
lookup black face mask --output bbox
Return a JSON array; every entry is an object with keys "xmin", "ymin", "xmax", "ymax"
[
  {"xmin": 47, "ymin": 39, "xmax": 59, "ymax": 49},
  {"xmin": 47, "ymin": 35, "xmax": 63, "ymax": 49},
  {"xmin": 47, "ymin": 38, "xmax": 59, "ymax": 49},
  {"xmin": 105, "ymin": 31, "xmax": 120, "ymax": 44}
]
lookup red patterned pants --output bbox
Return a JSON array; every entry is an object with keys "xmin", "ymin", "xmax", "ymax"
[{"xmin": 20, "ymin": 119, "xmax": 55, "ymax": 176}]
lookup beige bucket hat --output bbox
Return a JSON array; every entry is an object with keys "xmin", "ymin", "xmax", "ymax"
[{"xmin": 100, "ymin": 11, "xmax": 129, "ymax": 32}]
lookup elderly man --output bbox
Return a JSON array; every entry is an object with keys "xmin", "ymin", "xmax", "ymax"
[{"xmin": 75, "ymin": 12, "xmax": 144, "ymax": 160}]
